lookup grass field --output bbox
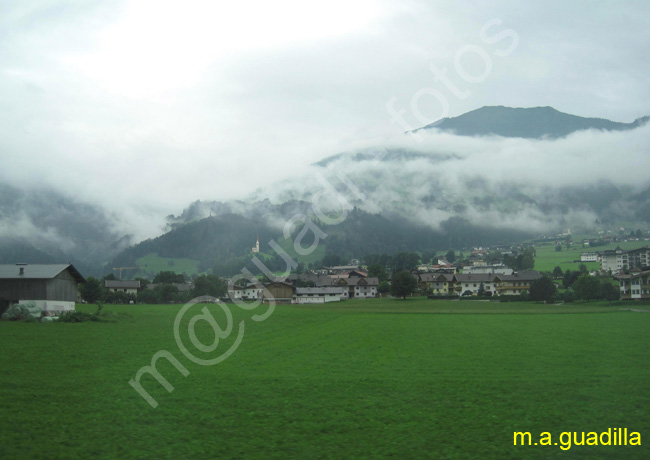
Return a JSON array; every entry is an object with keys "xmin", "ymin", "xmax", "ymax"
[
  {"xmin": 276, "ymin": 236, "xmax": 327, "ymax": 266},
  {"xmin": 533, "ymin": 240, "xmax": 650, "ymax": 272},
  {"xmin": 135, "ymin": 253, "xmax": 203, "ymax": 278},
  {"xmin": 1, "ymin": 298, "xmax": 649, "ymax": 459}
]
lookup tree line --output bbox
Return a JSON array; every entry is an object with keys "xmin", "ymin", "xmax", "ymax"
[{"xmin": 78, "ymin": 271, "xmax": 228, "ymax": 305}]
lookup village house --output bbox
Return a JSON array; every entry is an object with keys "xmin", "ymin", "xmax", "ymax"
[
  {"xmin": 493, "ymin": 271, "xmax": 543, "ymax": 296},
  {"xmin": 580, "ymin": 252, "xmax": 599, "ymax": 262},
  {"xmin": 419, "ymin": 270, "xmax": 543, "ymax": 297},
  {"xmin": 462, "ymin": 265, "xmax": 513, "ymax": 275},
  {"xmin": 455, "ymin": 273, "xmax": 499, "ymax": 296},
  {"xmin": 615, "ymin": 270, "xmax": 650, "ymax": 300},
  {"xmin": 292, "ymin": 287, "xmax": 347, "ymax": 304},
  {"xmin": 323, "ymin": 265, "xmax": 361, "ymax": 275},
  {"xmin": 106, "ymin": 280, "xmax": 141, "ymax": 295},
  {"xmin": 227, "ymin": 284, "xmax": 263, "ymax": 301},
  {"xmin": 316, "ymin": 277, "xmax": 379, "ymax": 298},
  {"xmin": 418, "ymin": 273, "xmax": 455, "ymax": 295}
]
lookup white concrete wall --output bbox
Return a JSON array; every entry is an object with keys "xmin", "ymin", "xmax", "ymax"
[{"xmin": 21, "ymin": 300, "xmax": 75, "ymax": 313}]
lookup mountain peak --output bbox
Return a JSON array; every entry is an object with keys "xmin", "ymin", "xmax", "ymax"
[{"xmin": 416, "ymin": 106, "xmax": 648, "ymax": 139}]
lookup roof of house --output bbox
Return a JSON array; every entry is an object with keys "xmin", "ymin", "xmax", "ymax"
[
  {"xmin": 316, "ymin": 277, "xmax": 379, "ymax": 287},
  {"xmin": 263, "ymin": 281, "xmax": 294, "ymax": 288},
  {"xmin": 0, "ymin": 264, "xmax": 85, "ymax": 283},
  {"xmin": 327, "ymin": 265, "xmax": 361, "ymax": 271},
  {"xmin": 455, "ymin": 273, "xmax": 498, "ymax": 283},
  {"xmin": 106, "ymin": 280, "xmax": 141, "ymax": 289},
  {"xmin": 295, "ymin": 287, "xmax": 347, "ymax": 295},
  {"xmin": 614, "ymin": 269, "xmax": 650, "ymax": 280},
  {"xmin": 419, "ymin": 273, "xmax": 455, "ymax": 282},
  {"xmin": 495, "ymin": 270, "xmax": 543, "ymax": 282}
]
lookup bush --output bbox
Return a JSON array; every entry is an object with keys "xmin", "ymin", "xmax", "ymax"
[
  {"xmin": 562, "ymin": 288, "xmax": 576, "ymax": 303},
  {"xmin": 57, "ymin": 311, "xmax": 99, "ymax": 323}
]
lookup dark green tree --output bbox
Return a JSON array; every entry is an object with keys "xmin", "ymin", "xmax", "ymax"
[
  {"xmin": 521, "ymin": 247, "xmax": 536, "ymax": 270},
  {"xmin": 445, "ymin": 250, "xmax": 456, "ymax": 263},
  {"xmin": 600, "ymin": 281, "xmax": 620, "ymax": 301},
  {"xmin": 390, "ymin": 271, "xmax": 418, "ymax": 300},
  {"xmin": 153, "ymin": 271, "xmax": 185, "ymax": 284},
  {"xmin": 135, "ymin": 277, "xmax": 150, "ymax": 289},
  {"xmin": 378, "ymin": 281, "xmax": 390, "ymax": 294},
  {"xmin": 367, "ymin": 264, "xmax": 388, "ymax": 282},
  {"xmin": 157, "ymin": 284, "xmax": 179, "ymax": 303},
  {"xmin": 193, "ymin": 274, "xmax": 227, "ymax": 298},
  {"xmin": 562, "ymin": 288, "xmax": 576, "ymax": 303},
  {"xmin": 421, "ymin": 250, "xmax": 436, "ymax": 265},
  {"xmin": 137, "ymin": 289, "xmax": 159, "ymax": 304},
  {"xmin": 78, "ymin": 276, "xmax": 104, "ymax": 303},
  {"xmin": 321, "ymin": 254, "xmax": 344, "ymax": 267},
  {"xmin": 393, "ymin": 252, "xmax": 420, "ymax": 271},
  {"xmin": 552, "ymin": 266, "xmax": 564, "ymax": 279},
  {"xmin": 528, "ymin": 276, "xmax": 557, "ymax": 303},
  {"xmin": 573, "ymin": 274, "xmax": 601, "ymax": 301}
]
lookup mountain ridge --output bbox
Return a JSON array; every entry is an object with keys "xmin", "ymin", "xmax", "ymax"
[{"xmin": 415, "ymin": 105, "xmax": 649, "ymax": 138}]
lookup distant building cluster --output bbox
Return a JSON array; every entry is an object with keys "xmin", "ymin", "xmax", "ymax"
[
  {"xmin": 580, "ymin": 246, "xmax": 650, "ymax": 273},
  {"xmin": 417, "ymin": 270, "xmax": 542, "ymax": 297},
  {"xmin": 579, "ymin": 246, "xmax": 650, "ymax": 301},
  {"xmin": 229, "ymin": 265, "xmax": 379, "ymax": 304}
]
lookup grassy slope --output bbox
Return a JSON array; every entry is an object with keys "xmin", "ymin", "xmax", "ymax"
[
  {"xmin": 1, "ymin": 299, "xmax": 649, "ymax": 459},
  {"xmin": 276, "ymin": 236, "xmax": 327, "ymax": 266},
  {"xmin": 130, "ymin": 238, "xmax": 325, "ymax": 280},
  {"xmin": 533, "ymin": 240, "xmax": 650, "ymax": 272},
  {"xmin": 134, "ymin": 253, "xmax": 202, "ymax": 278}
]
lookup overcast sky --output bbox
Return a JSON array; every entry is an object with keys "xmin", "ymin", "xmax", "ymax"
[{"xmin": 1, "ymin": 0, "xmax": 649, "ymax": 234}]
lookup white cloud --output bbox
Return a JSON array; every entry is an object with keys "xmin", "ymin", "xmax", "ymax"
[{"xmin": 0, "ymin": 0, "xmax": 648, "ymax": 241}]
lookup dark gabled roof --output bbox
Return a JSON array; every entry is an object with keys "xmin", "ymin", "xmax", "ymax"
[
  {"xmin": 263, "ymin": 281, "xmax": 294, "ymax": 288},
  {"xmin": 455, "ymin": 273, "xmax": 498, "ymax": 283},
  {"xmin": 614, "ymin": 269, "xmax": 650, "ymax": 280},
  {"xmin": 295, "ymin": 287, "xmax": 347, "ymax": 295},
  {"xmin": 495, "ymin": 270, "xmax": 543, "ymax": 282},
  {"xmin": 105, "ymin": 280, "xmax": 141, "ymax": 289},
  {"xmin": 316, "ymin": 277, "xmax": 379, "ymax": 287},
  {"xmin": 329, "ymin": 265, "xmax": 361, "ymax": 270},
  {"xmin": 0, "ymin": 264, "xmax": 85, "ymax": 283},
  {"xmin": 419, "ymin": 273, "xmax": 455, "ymax": 282}
]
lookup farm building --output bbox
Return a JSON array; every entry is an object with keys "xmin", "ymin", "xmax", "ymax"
[
  {"xmin": 262, "ymin": 281, "xmax": 295, "ymax": 302},
  {"xmin": 105, "ymin": 280, "xmax": 141, "ymax": 295},
  {"xmin": 292, "ymin": 287, "xmax": 347, "ymax": 304},
  {"xmin": 316, "ymin": 277, "xmax": 379, "ymax": 298},
  {"xmin": 228, "ymin": 284, "xmax": 263, "ymax": 301},
  {"xmin": 580, "ymin": 252, "xmax": 599, "ymax": 262},
  {"xmin": 418, "ymin": 273, "xmax": 456, "ymax": 295},
  {"xmin": 0, "ymin": 263, "xmax": 85, "ymax": 314}
]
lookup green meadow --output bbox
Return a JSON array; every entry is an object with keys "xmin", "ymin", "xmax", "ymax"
[
  {"xmin": 533, "ymin": 240, "xmax": 650, "ymax": 272},
  {"xmin": 135, "ymin": 253, "xmax": 203, "ymax": 278},
  {"xmin": 1, "ymin": 299, "xmax": 649, "ymax": 459}
]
